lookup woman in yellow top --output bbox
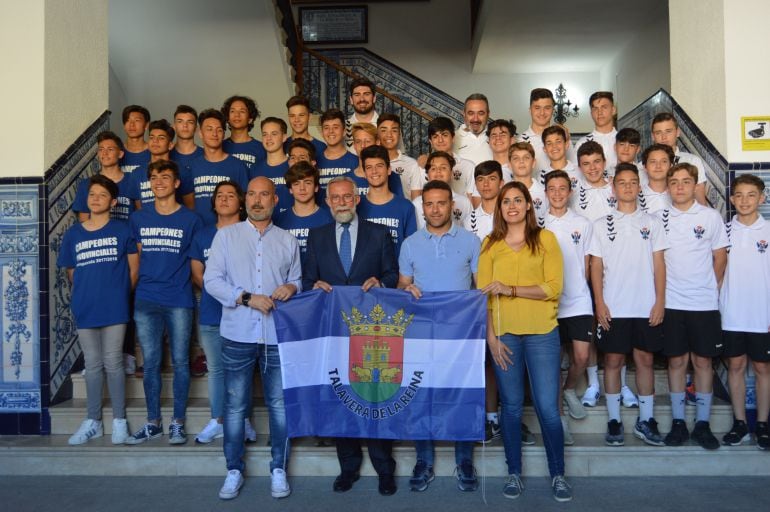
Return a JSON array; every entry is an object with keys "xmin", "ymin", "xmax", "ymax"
[{"xmin": 477, "ymin": 181, "xmax": 570, "ymax": 502}]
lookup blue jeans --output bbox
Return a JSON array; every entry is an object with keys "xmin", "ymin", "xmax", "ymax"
[
  {"xmin": 415, "ymin": 440, "xmax": 474, "ymax": 466},
  {"xmin": 493, "ymin": 328, "xmax": 564, "ymax": 478},
  {"xmin": 223, "ymin": 340, "xmax": 288, "ymax": 472},
  {"xmin": 134, "ymin": 299, "xmax": 193, "ymax": 422},
  {"xmin": 198, "ymin": 324, "xmax": 225, "ymax": 419}
]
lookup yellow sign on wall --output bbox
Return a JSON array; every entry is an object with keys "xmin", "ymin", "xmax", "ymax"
[{"xmin": 741, "ymin": 117, "xmax": 770, "ymax": 150}]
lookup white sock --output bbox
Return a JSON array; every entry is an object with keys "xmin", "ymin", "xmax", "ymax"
[
  {"xmin": 620, "ymin": 365, "xmax": 627, "ymax": 388},
  {"xmin": 670, "ymin": 392, "xmax": 686, "ymax": 420},
  {"xmin": 638, "ymin": 395, "xmax": 654, "ymax": 422},
  {"xmin": 695, "ymin": 392, "xmax": 712, "ymax": 423},
  {"xmin": 606, "ymin": 393, "xmax": 622, "ymax": 422},
  {"xmin": 486, "ymin": 412, "xmax": 499, "ymax": 424},
  {"xmin": 587, "ymin": 365, "xmax": 600, "ymax": 389}
]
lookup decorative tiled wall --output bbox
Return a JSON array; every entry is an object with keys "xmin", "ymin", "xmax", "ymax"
[{"xmin": 0, "ymin": 111, "xmax": 108, "ymax": 434}]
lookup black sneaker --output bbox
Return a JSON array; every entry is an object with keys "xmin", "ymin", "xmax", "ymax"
[
  {"xmin": 605, "ymin": 419, "xmax": 625, "ymax": 446},
  {"xmin": 521, "ymin": 422, "xmax": 536, "ymax": 445},
  {"xmin": 722, "ymin": 419, "xmax": 750, "ymax": 446},
  {"xmin": 409, "ymin": 461, "xmax": 435, "ymax": 492},
  {"xmin": 691, "ymin": 420, "xmax": 720, "ymax": 450},
  {"xmin": 664, "ymin": 419, "xmax": 690, "ymax": 446},
  {"xmin": 756, "ymin": 422, "xmax": 770, "ymax": 451},
  {"xmin": 482, "ymin": 419, "xmax": 501, "ymax": 443},
  {"xmin": 634, "ymin": 417, "xmax": 665, "ymax": 446},
  {"xmin": 455, "ymin": 460, "xmax": 478, "ymax": 492}
]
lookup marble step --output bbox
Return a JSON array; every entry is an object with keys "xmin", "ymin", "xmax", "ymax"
[
  {"xmin": 49, "ymin": 396, "xmax": 736, "ymax": 436},
  {"xmin": 71, "ymin": 368, "xmax": 677, "ymax": 401},
  {"xmin": 1, "ymin": 433, "xmax": 768, "ymax": 478}
]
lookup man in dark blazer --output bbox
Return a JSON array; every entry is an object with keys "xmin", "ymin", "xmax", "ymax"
[{"xmin": 302, "ymin": 176, "xmax": 399, "ymax": 496}]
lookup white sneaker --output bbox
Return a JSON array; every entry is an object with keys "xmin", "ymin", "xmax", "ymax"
[
  {"xmin": 271, "ymin": 468, "xmax": 291, "ymax": 498},
  {"xmin": 581, "ymin": 384, "xmax": 601, "ymax": 407},
  {"xmin": 123, "ymin": 354, "xmax": 136, "ymax": 375},
  {"xmin": 111, "ymin": 418, "xmax": 129, "ymax": 444},
  {"xmin": 244, "ymin": 418, "xmax": 257, "ymax": 443},
  {"xmin": 219, "ymin": 469, "xmax": 244, "ymax": 500},
  {"xmin": 563, "ymin": 389, "xmax": 587, "ymax": 419},
  {"xmin": 561, "ymin": 416, "xmax": 575, "ymax": 446},
  {"xmin": 68, "ymin": 419, "xmax": 103, "ymax": 445},
  {"xmin": 621, "ymin": 385, "xmax": 639, "ymax": 408},
  {"xmin": 195, "ymin": 418, "xmax": 223, "ymax": 444}
]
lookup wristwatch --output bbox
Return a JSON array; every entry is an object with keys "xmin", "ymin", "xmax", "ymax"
[{"xmin": 240, "ymin": 291, "xmax": 252, "ymax": 306}]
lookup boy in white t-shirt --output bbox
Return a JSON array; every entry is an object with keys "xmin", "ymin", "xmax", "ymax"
[
  {"xmin": 417, "ymin": 117, "xmax": 476, "ymax": 203},
  {"xmin": 720, "ymin": 174, "xmax": 770, "ymax": 450},
  {"xmin": 639, "ymin": 144, "xmax": 674, "ymax": 214},
  {"xmin": 651, "ymin": 112, "xmax": 707, "ymax": 205},
  {"xmin": 518, "ymin": 88, "xmax": 576, "ymax": 173},
  {"xmin": 412, "ymin": 151, "xmax": 472, "ymax": 229},
  {"xmin": 544, "ymin": 170, "xmax": 594, "ymax": 444},
  {"xmin": 377, "ymin": 113, "xmax": 423, "ymax": 199},
  {"xmin": 588, "ymin": 164, "xmax": 669, "ymax": 446},
  {"xmin": 464, "ymin": 160, "xmax": 502, "ymax": 240},
  {"xmin": 574, "ymin": 142, "xmax": 617, "ymax": 222},
  {"xmin": 614, "ymin": 128, "xmax": 642, "ymax": 178},
  {"xmin": 509, "ymin": 142, "xmax": 548, "ymax": 226},
  {"xmin": 487, "ymin": 119, "xmax": 516, "ymax": 183},
  {"xmin": 658, "ymin": 162, "xmax": 729, "ymax": 450},
  {"xmin": 574, "ymin": 91, "xmax": 618, "ymax": 173},
  {"xmin": 539, "ymin": 126, "xmax": 580, "ymax": 189}
]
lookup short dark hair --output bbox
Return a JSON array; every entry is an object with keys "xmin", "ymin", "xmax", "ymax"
[
  {"xmin": 613, "ymin": 163, "xmax": 639, "ymax": 180},
  {"xmin": 422, "ymin": 179, "xmax": 453, "ymax": 199},
  {"xmin": 89, "ymin": 174, "xmax": 119, "ymax": 200},
  {"xmin": 542, "ymin": 125, "xmax": 567, "ymax": 143},
  {"xmin": 732, "ymin": 174, "xmax": 766, "ymax": 194},
  {"xmin": 349, "ymin": 77, "xmax": 376, "ymax": 97},
  {"xmin": 589, "ymin": 91, "xmax": 614, "ymax": 107},
  {"xmin": 147, "ymin": 159, "xmax": 180, "ymax": 181},
  {"xmin": 320, "ymin": 108, "xmax": 345, "ymax": 126},
  {"xmin": 287, "ymin": 138, "xmax": 316, "ymax": 161},
  {"xmin": 173, "ymin": 105, "xmax": 198, "ymax": 120},
  {"xmin": 486, "ymin": 118, "xmax": 516, "ymax": 138},
  {"xmin": 198, "ymin": 109, "xmax": 226, "ymax": 131},
  {"xmin": 577, "ymin": 140, "xmax": 605, "ymax": 161},
  {"xmin": 285, "ymin": 96, "xmax": 311, "ymax": 110},
  {"xmin": 261, "ymin": 116, "xmax": 288, "ymax": 134},
  {"xmin": 544, "ymin": 169, "xmax": 572, "ymax": 188},
  {"xmin": 474, "ymin": 160, "xmax": 503, "ymax": 180},
  {"xmin": 641, "ymin": 144, "xmax": 675, "ymax": 165},
  {"xmin": 221, "ymin": 95, "xmax": 260, "ymax": 131},
  {"xmin": 148, "ymin": 119, "xmax": 175, "ymax": 140},
  {"xmin": 210, "ymin": 180, "xmax": 246, "ymax": 220},
  {"xmin": 651, "ymin": 112, "xmax": 678, "ymax": 130},
  {"xmin": 97, "ymin": 131, "xmax": 124, "ymax": 152},
  {"xmin": 285, "ymin": 161, "xmax": 320, "ymax": 188},
  {"xmin": 427, "ymin": 117, "xmax": 455, "ymax": 138},
  {"xmin": 377, "ymin": 113, "xmax": 401, "ymax": 127},
  {"xmin": 360, "ymin": 145, "xmax": 390, "ymax": 169},
  {"xmin": 616, "ymin": 127, "xmax": 641, "ymax": 145},
  {"xmin": 122, "ymin": 105, "xmax": 150, "ymax": 124},
  {"xmin": 464, "ymin": 93, "xmax": 489, "ymax": 110},
  {"xmin": 425, "ymin": 151, "xmax": 455, "ymax": 171},
  {"xmin": 529, "ymin": 88, "xmax": 554, "ymax": 105}
]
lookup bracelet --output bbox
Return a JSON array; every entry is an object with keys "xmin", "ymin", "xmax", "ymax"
[{"xmin": 512, "ymin": 285, "xmax": 517, "ymax": 298}]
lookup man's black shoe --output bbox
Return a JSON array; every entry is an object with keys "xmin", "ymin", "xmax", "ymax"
[
  {"xmin": 332, "ymin": 471, "xmax": 360, "ymax": 493},
  {"xmin": 378, "ymin": 474, "xmax": 397, "ymax": 496}
]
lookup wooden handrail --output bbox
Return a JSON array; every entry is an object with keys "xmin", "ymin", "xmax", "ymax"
[{"xmin": 300, "ymin": 43, "xmax": 433, "ymax": 121}]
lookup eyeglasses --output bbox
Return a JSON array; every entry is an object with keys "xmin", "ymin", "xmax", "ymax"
[{"xmin": 329, "ymin": 194, "xmax": 355, "ymax": 203}]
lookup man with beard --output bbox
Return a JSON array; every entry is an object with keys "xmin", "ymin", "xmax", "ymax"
[
  {"xmin": 204, "ymin": 176, "xmax": 302, "ymax": 501},
  {"xmin": 454, "ymin": 93, "xmax": 494, "ymax": 165},
  {"xmin": 302, "ymin": 176, "xmax": 400, "ymax": 497},
  {"xmin": 345, "ymin": 77, "xmax": 379, "ymax": 153}
]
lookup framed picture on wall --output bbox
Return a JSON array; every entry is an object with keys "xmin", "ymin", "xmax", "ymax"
[{"xmin": 299, "ymin": 5, "xmax": 368, "ymax": 44}]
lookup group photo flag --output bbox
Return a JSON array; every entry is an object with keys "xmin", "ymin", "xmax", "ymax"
[{"xmin": 273, "ymin": 287, "xmax": 487, "ymax": 441}]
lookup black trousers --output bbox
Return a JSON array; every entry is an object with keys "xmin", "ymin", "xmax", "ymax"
[{"xmin": 335, "ymin": 437, "xmax": 395, "ymax": 476}]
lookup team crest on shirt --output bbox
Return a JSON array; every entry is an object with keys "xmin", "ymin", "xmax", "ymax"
[
  {"xmin": 570, "ymin": 177, "xmax": 579, "ymax": 190},
  {"xmin": 453, "ymin": 168, "xmax": 462, "ymax": 181},
  {"xmin": 693, "ymin": 225, "xmax": 706, "ymax": 239},
  {"xmin": 394, "ymin": 166, "xmax": 404, "ymax": 175},
  {"xmin": 758, "ymin": 240, "xmax": 769, "ymax": 254},
  {"xmin": 607, "ymin": 196, "xmax": 617, "ymax": 209},
  {"xmin": 571, "ymin": 230, "xmax": 582, "ymax": 245},
  {"xmin": 640, "ymin": 227, "xmax": 651, "ymax": 240},
  {"xmin": 533, "ymin": 198, "xmax": 543, "ymax": 210},
  {"xmin": 453, "ymin": 207, "xmax": 462, "ymax": 221}
]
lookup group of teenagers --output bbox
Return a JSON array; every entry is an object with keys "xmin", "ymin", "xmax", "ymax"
[{"xmin": 57, "ymin": 78, "xmax": 770, "ymax": 504}]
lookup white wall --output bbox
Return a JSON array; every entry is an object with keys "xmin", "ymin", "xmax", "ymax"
[
  {"xmin": 669, "ymin": 0, "xmax": 727, "ymax": 155},
  {"xmin": 600, "ymin": 6, "xmax": 670, "ymax": 116},
  {"xmin": 109, "ymin": 0, "xmax": 293, "ymax": 133},
  {"xmin": 45, "ymin": 0, "xmax": 109, "ymax": 167},
  {"xmin": 723, "ymin": 0, "xmax": 770, "ymax": 162},
  {"xmin": 0, "ymin": 2, "xmax": 45, "ymax": 177}
]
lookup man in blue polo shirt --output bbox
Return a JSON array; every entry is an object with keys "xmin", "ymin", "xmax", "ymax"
[{"xmin": 397, "ymin": 179, "xmax": 481, "ymax": 493}]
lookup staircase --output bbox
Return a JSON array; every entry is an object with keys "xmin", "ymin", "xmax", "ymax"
[{"xmin": 2, "ymin": 367, "xmax": 768, "ymax": 478}]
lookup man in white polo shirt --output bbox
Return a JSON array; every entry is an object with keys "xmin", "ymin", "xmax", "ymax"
[
  {"xmin": 454, "ymin": 93, "xmax": 493, "ymax": 165},
  {"xmin": 589, "ymin": 164, "xmax": 669, "ymax": 447},
  {"xmin": 573, "ymin": 92, "xmax": 618, "ymax": 172},
  {"xmin": 658, "ymin": 162, "xmax": 728, "ymax": 450}
]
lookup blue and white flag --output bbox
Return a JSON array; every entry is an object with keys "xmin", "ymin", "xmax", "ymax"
[{"xmin": 274, "ymin": 287, "xmax": 486, "ymax": 441}]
